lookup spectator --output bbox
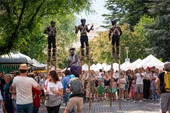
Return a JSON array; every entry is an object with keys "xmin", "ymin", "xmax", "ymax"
[
  {"xmin": 0, "ymin": 72, "xmax": 6, "ymax": 98},
  {"xmin": 62, "ymin": 70, "xmax": 71, "ymax": 105},
  {"xmin": 28, "ymin": 73, "xmax": 42, "ymax": 113},
  {"xmin": 155, "ymin": 62, "xmax": 170, "ymax": 113},
  {"xmin": 64, "ymin": 74, "xmax": 83, "ymax": 113},
  {"xmin": 12, "ymin": 64, "xmax": 41, "ymax": 113},
  {"xmin": 111, "ymin": 78, "xmax": 117, "ymax": 101},
  {"xmin": 0, "ymin": 89, "xmax": 5, "ymax": 113},
  {"xmin": 3, "ymin": 74, "xmax": 13, "ymax": 113},
  {"xmin": 98, "ymin": 80, "xmax": 103, "ymax": 101},
  {"xmin": 119, "ymin": 72, "xmax": 126, "ymax": 100},
  {"xmin": 151, "ymin": 66, "xmax": 158, "ymax": 101},
  {"xmin": 135, "ymin": 69, "xmax": 144, "ymax": 102},
  {"xmin": 45, "ymin": 70, "xmax": 63, "ymax": 113},
  {"xmin": 143, "ymin": 68, "xmax": 151, "ymax": 100},
  {"xmin": 104, "ymin": 73, "xmax": 110, "ymax": 100}
]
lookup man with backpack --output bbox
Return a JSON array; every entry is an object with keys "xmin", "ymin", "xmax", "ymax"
[
  {"xmin": 109, "ymin": 20, "xmax": 122, "ymax": 59},
  {"xmin": 155, "ymin": 62, "xmax": 170, "ymax": 113},
  {"xmin": 64, "ymin": 74, "xmax": 83, "ymax": 113}
]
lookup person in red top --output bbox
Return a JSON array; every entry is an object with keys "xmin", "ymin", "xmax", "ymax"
[
  {"xmin": 32, "ymin": 87, "xmax": 42, "ymax": 113},
  {"xmin": 28, "ymin": 73, "xmax": 42, "ymax": 113}
]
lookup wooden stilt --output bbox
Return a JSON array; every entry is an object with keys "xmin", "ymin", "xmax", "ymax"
[
  {"xmin": 118, "ymin": 47, "xmax": 122, "ymax": 110},
  {"xmin": 110, "ymin": 44, "xmax": 114, "ymax": 107},
  {"xmin": 54, "ymin": 47, "xmax": 57, "ymax": 71},
  {"xmin": 80, "ymin": 48, "xmax": 83, "ymax": 81},
  {"xmin": 47, "ymin": 62, "xmax": 49, "ymax": 75},
  {"xmin": 87, "ymin": 46, "xmax": 92, "ymax": 109}
]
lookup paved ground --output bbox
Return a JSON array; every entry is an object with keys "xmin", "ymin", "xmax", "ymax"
[{"xmin": 39, "ymin": 100, "xmax": 160, "ymax": 113}]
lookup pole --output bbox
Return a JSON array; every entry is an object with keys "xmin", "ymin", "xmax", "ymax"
[
  {"xmin": 118, "ymin": 46, "xmax": 122, "ymax": 110},
  {"xmin": 54, "ymin": 47, "xmax": 57, "ymax": 71},
  {"xmin": 80, "ymin": 48, "xmax": 83, "ymax": 81},
  {"xmin": 110, "ymin": 45, "xmax": 114, "ymax": 107},
  {"xmin": 88, "ymin": 46, "xmax": 92, "ymax": 109}
]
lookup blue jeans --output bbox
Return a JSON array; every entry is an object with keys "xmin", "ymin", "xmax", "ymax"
[
  {"xmin": 16, "ymin": 103, "xmax": 33, "ymax": 113},
  {"xmin": 64, "ymin": 90, "xmax": 69, "ymax": 104},
  {"xmin": 152, "ymin": 80, "xmax": 157, "ymax": 100},
  {"xmin": 33, "ymin": 107, "xmax": 39, "ymax": 113}
]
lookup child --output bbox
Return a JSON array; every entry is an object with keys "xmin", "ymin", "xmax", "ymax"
[
  {"xmin": 130, "ymin": 80, "xmax": 135, "ymax": 101},
  {"xmin": 97, "ymin": 81, "xmax": 103, "ymax": 101},
  {"xmin": 112, "ymin": 78, "xmax": 117, "ymax": 101},
  {"xmin": 86, "ymin": 82, "xmax": 90, "ymax": 102}
]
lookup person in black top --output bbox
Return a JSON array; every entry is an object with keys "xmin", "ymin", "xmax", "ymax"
[
  {"xmin": 155, "ymin": 62, "xmax": 170, "ymax": 113},
  {"xmin": 109, "ymin": 20, "xmax": 122, "ymax": 59},
  {"xmin": 104, "ymin": 74, "xmax": 110, "ymax": 100}
]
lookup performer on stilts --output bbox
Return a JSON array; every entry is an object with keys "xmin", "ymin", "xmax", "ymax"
[
  {"xmin": 44, "ymin": 21, "xmax": 57, "ymax": 66},
  {"xmin": 109, "ymin": 20, "xmax": 122, "ymax": 108},
  {"xmin": 75, "ymin": 19, "xmax": 93, "ymax": 109},
  {"xmin": 67, "ymin": 48, "xmax": 81, "ymax": 78},
  {"xmin": 75, "ymin": 19, "xmax": 93, "ymax": 60},
  {"xmin": 109, "ymin": 20, "xmax": 122, "ymax": 59}
]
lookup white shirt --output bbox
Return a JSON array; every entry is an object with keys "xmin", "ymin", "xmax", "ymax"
[
  {"xmin": 45, "ymin": 80, "xmax": 63, "ymax": 95},
  {"xmin": 12, "ymin": 76, "xmax": 38, "ymax": 105},
  {"xmin": 136, "ymin": 73, "xmax": 143, "ymax": 84}
]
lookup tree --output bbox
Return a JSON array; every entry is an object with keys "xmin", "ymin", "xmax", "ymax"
[
  {"xmin": 145, "ymin": 0, "xmax": 170, "ymax": 61},
  {"xmin": 0, "ymin": 0, "xmax": 91, "ymax": 55},
  {"xmin": 103, "ymin": 0, "xmax": 151, "ymax": 29}
]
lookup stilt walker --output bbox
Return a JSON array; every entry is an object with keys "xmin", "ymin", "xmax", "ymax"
[
  {"xmin": 44, "ymin": 20, "xmax": 57, "ymax": 72},
  {"xmin": 109, "ymin": 20, "xmax": 122, "ymax": 108},
  {"xmin": 75, "ymin": 18, "xmax": 93, "ymax": 109}
]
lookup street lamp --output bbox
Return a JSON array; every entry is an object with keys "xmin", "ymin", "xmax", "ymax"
[{"xmin": 125, "ymin": 47, "xmax": 129, "ymax": 58}]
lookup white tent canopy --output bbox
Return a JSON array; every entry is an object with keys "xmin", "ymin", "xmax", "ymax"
[
  {"xmin": 82, "ymin": 64, "xmax": 88, "ymax": 71},
  {"xmin": 130, "ymin": 59, "xmax": 143, "ymax": 70},
  {"xmin": 141, "ymin": 54, "xmax": 164, "ymax": 69},
  {"xmin": 121, "ymin": 62, "xmax": 131, "ymax": 71},
  {"xmin": 32, "ymin": 59, "xmax": 46, "ymax": 68}
]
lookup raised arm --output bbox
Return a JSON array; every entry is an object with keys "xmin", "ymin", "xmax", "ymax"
[
  {"xmin": 118, "ymin": 27, "xmax": 122, "ymax": 36},
  {"xmin": 44, "ymin": 26, "xmax": 49, "ymax": 34},
  {"xmin": 86, "ymin": 25, "xmax": 93, "ymax": 32},
  {"xmin": 75, "ymin": 26, "xmax": 79, "ymax": 34}
]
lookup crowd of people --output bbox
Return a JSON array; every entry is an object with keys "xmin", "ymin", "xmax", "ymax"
[{"xmin": 0, "ymin": 62, "xmax": 169, "ymax": 113}]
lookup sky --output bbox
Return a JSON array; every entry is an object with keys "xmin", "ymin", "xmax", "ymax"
[{"xmin": 76, "ymin": 0, "xmax": 110, "ymax": 30}]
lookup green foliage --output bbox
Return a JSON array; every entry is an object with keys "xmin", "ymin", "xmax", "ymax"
[
  {"xmin": 146, "ymin": 15, "xmax": 170, "ymax": 61},
  {"xmin": 19, "ymin": 14, "xmax": 78, "ymax": 68},
  {"xmin": 0, "ymin": 0, "xmax": 91, "ymax": 55},
  {"xmin": 103, "ymin": 0, "xmax": 151, "ymax": 29},
  {"xmin": 144, "ymin": 0, "xmax": 170, "ymax": 61}
]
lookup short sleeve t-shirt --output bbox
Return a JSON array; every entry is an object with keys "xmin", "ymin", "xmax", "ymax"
[
  {"xmin": 12, "ymin": 76, "xmax": 38, "ymax": 105},
  {"xmin": 45, "ymin": 80, "xmax": 63, "ymax": 95},
  {"xmin": 136, "ymin": 73, "xmax": 143, "ymax": 85}
]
